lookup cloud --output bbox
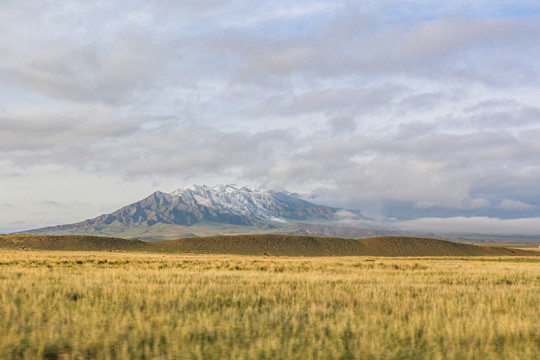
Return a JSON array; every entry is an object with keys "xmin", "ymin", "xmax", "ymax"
[
  {"xmin": 396, "ymin": 216, "xmax": 540, "ymax": 236},
  {"xmin": 328, "ymin": 116, "xmax": 357, "ymax": 133},
  {"xmin": 219, "ymin": 12, "xmax": 539, "ymax": 87},
  {"xmin": 0, "ymin": 109, "xmax": 140, "ymax": 151},
  {"xmin": 498, "ymin": 199, "xmax": 535, "ymax": 211}
]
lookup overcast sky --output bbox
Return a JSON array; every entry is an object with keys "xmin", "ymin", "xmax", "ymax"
[{"xmin": 1, "ymin": 0, "xmax": 539, "ymax": 234}]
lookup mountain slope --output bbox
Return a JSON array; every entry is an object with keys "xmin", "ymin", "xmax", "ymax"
[
  {"xmin": 170, "ymin": 185, "xmax": 336, "ymax": 222},
  {"xmin": 1, "ymin": 234, "xmax": 537, "ymax": 257},
  {"xmin": 24, "ymin": 185, "xmax": 341, "ymax": 239}
]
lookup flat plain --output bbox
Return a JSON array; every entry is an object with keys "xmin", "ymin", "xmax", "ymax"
[{"xmin": 1, "ymin": 250, "xmax": 539, "ymax": 359}]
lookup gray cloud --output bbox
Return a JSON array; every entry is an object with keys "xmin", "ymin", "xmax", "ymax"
[
  {"xmin": 0, "ymin": 110, "xmax": 140, "ymax": 151},
  {"xmin": 328, "ymin": 116, "xmax": 357, "ymax": 133}
]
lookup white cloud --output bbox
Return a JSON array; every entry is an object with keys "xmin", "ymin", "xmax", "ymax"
[
  {"xmin": 498, "ymin": 199, "xmax": 535, "ymax": 211},
  {"xmin": 397, "ymin": 216, "xmax": 540, "ymax": 235}
]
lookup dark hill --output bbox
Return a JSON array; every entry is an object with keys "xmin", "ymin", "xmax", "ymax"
[
  {"xmin": 151, "ymin": 235, "xmax": 535, "ymax": 256},
  {"xmin": 0, "ymin": 234, "xmax": 149, "ymax": 252},
  {"xmin": 1, "ymin": 234, "xmax": 537, "ymax": 256}
]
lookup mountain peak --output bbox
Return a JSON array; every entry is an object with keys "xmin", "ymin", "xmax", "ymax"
[
  {"xmin": 171, "ymin": 184, "xmax": 265, "ymax": 196},
  {"xmin": 168, "ymin": 184, "xmax": 297, "ymax": 222},
  {"xmin": 24, "ymin": 184, "xmax": 339, "ymax": 239}
]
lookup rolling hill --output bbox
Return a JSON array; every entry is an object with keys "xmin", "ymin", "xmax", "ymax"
[
  {"xmin": 0, "ymin": 234, "xmax": 147, "ymax": 252},
  {"xmin": 1, "ymin": 234, "xmax": 537, "ymax": 257}
]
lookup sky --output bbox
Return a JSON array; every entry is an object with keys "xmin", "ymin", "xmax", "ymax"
[{"xmin": 1, "ymin": 0, "xmax": 539, "ymax": 235}]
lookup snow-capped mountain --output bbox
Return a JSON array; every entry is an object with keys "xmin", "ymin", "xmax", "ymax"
[
  {"xmin": 24, "ymin": 185, "xmax": 341, "ymax": 239},
  {"xmin": 169, "ymin": 184, "xmax": 330, "ymax": 223}
]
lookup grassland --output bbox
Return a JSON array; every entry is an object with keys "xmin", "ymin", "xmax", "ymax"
[{"xmin": 0, "ymin": 251, "xmax": 539, "ymax": 359}]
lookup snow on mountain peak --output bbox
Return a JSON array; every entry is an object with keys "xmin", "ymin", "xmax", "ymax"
[
  {"xmin": 169, "ymin": 184, "xmax": 290, "ymax": 222},
  {"xmin": 171, "ymin": 184, "xmax": 269, "ymax": 196}
]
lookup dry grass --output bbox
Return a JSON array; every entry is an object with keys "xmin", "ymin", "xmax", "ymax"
[{"xmin": 0, "ymin": 251, "xmax": 539, "ymax": 359}]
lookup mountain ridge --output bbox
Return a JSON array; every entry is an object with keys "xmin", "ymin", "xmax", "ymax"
[{"xmin": 23, "ymin": 184, "xmax": 349, "ymax": 240}]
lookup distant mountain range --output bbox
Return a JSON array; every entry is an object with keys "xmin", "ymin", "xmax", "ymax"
[{"xmin": 25, "ymin": 184, "xmax": 390, "ymax": 240}]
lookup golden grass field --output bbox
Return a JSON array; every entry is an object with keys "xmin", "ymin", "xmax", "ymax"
[{"xmin": 0, "ymin": 251, "xmax": 539, "ymax": 359}]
